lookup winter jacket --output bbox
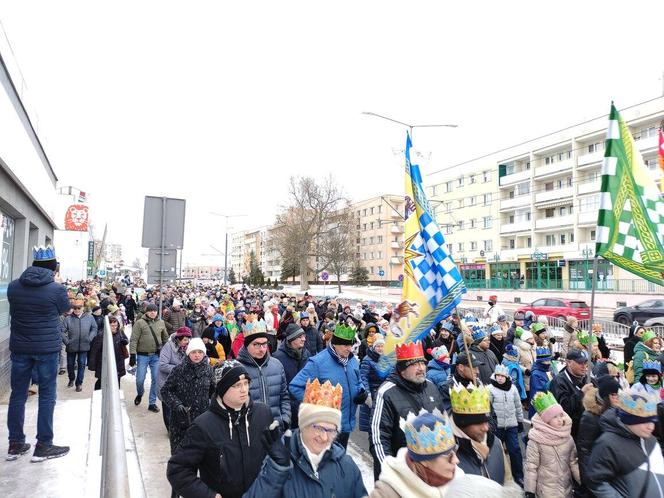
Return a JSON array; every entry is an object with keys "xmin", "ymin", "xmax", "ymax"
[
  {"xmin": 425, "ymin": 359, "xmax": 451, "ymax": 399},
  {"xmin": 130, "ymin": 315, "xmax": 169, "ymax": 355},
  {"xmin": 524, "ymin": 413, "xmax": 580, "ymax": 498},
  {"xmin": 302, "ymin": 323, "xmax": 324, "ymax": 357},
  {"xmin": 167, "ymin": 398, "xmax": 272, "ymax": 498},
  {"xmin": 488, "ymin": 381, "xmax": 523, "ymax": 429},
  {"xmin": 469, "ymin": 345, "xmax": 499, "ymax": 385},
  {"xmin": 632, "ymin": 340, "xmax": 659, "ymax": 382},
  {"xmin": 549, "ymin": 367, "xmax": 588, "ymax": 439},
  {"xmin": 63, "ymin": 313, "xmax": 98, "ymax": 353},
  {"xmin": 502, "ymin": 358, "xmax": 526, "ymax": 400},
  {"xmin": 165, "ymin": 308, "xmax": 187, "ymax": 333},
  {"xmin": 489, "ymin": 336, "xmax": 505, "ymax": 364},
  {"xmin": 578, "ymin": 387, "xmax": 612, "ymax": 486},
  {"xmin": 203, "ymin": 323, "xmax": 231, "ymax": 359},
  {"xmin": 272, "ymin": 342, "xmax": 310, "ymax": 428},
  {"xmin": 561, "ymin": 323, "xmax": 579, "ymax": 359},
  {"xmin": 160, "ymin": 356, "xmax": 215, "ymax": 453},
  {"xmin": 157, "ymin": 334, "xmax": 188, "ymax": 399},
  {"xmin": 290, "ymin": 346, "xmax": 363, "ymax": 434},
  {"xmin": 452, "ymin": 419, "xmax": 505, "ymax": 484},
  {"xmin": 243, "ymin": 430, "xmax": 367, "ymax": 498},
  {"xmin": 204, "ymin": 340, "xmax": 226, "ymax": 367},
  {"xmin": 188, "ymin": 310, "xmax": 207, "ymax": 338},
  {"xmin": 623, "ymin": 334, "xmax": 640, "ymax": 366},
  {"xmin": 516, "ymin": 340, "xmax": 535, "ymax": 390},
  {"xmin": 586, "ymin": 408, "xmax": 664, "ymax": 498},
  {"xmin": 236, "ymin": 347, "xmax": 291, "ymax": 427},
  {"xmin": 8, "ymin": 266, "xmax": 71, "ymax": 354},
  {"xmin": 88, "ymin": 328, "xmax": 129, "ymax": 379},
  {"xmin": 528, "ymin": 360, "xmax": 553, "ymax": 418},
  {"xmin": 370, "ymin": 447, "xmax": 511, "ymax": 498},
  {"xmin": 359, "ymin": 348, "xmax": 390, "ymax": 432},
  {"xmin": 370, "ymin": 371, "xmax": 444, "ymax": 474}
]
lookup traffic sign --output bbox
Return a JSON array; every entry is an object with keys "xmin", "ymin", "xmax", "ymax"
[
  {"xmin": 320, "ymin": 271, "xmax": 329, "ymax": 281},
  {"xmin": 398, "ymin": 274, "xmax": 404, "ymax": 282},
  {"xmin": 97, "ymin": 269, "xmax": 107, "ymax": 278},
  {"xmin": 378, "ymin": 270, "xmax": 385, "ymax": 277}
]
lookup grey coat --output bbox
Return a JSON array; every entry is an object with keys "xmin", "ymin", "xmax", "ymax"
[
  {"xmin": 488, "ymin": 382, "xmax": 523, "ymax": 429},
  {"xmin": 63, "ymin": 313, "xmax": 98, "ymax": 353},
  {"xmin": 157, "ymin": 334, "xmax": 187, "ymax": 400},
  {"xmin": 470, "ymin": 345, "xmax": 499, "ymax": 385},
  {"xmin": 237, "ymin": 347, "xmax": 291, "ymax": 427}
]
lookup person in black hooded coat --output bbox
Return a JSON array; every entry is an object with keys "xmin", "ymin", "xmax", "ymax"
[
  {"xmin": 272, "ymin": 325, "xmax": 310, "ymax": 428},
  {"xmin": 623, "ymin": 323, "xmax": 645, "ymax": 366}
]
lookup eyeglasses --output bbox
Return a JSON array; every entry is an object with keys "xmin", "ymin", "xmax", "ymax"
[
  {"xmin": 442, "ymin": 449, "xmax": 458, "ymax": 463},
  {"xmin": 251, "ymin": 342, "xmax": 269, "ymax": 349},
  {"xmin": 310, "ymin": 424, "xmax": 339, "ymax": 438}
]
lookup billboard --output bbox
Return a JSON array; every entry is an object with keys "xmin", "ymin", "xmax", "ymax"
[{"xmin": 64, "ymin": 204, "xmax": 89, "ymax": 232}]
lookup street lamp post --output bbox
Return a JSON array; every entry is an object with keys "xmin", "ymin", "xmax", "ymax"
[
  {"xmin": 362, "ymin": 112, "xmax": 458, "ymax": 140},
  {"xmin": 209, "ymin": 213, "xmax": 247, "ymax": 285}
]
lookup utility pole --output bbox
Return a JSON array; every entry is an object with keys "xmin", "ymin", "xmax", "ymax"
[{"xmin": 209, "ymin": 213, "xmax": 247, "ymax": 284}]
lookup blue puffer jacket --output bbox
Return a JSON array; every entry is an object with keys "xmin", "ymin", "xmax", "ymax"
[
  {"xmin": 359, "ymin": 348, "xmax": 390, "ymax": 432},
  {"xmin": 528, "ymin": 360, "xmax": 553, "ymax": 417},
  {"xmin": 237, "ymin": 347, "xmax": 291, "ymax": 427},
  {"xmin": 290, "ymin": 346, "xmax": 363, "ymax": 434},
  {"xmin": 243, "ymin": 430, "xmax": 367, "ymax": 498},
  {"xmin": 426, "ymin": 359, "xmax": 451, "ymax": 398},
  {"xmin": 502, "ymin": 358, "xmax": 526, "ymax": 400},
  {"xmin": 8, "ymin": 266, "xmax": 71, "ymax": 354}
]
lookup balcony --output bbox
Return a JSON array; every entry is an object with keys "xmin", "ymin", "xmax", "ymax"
[
  {"xmin": 578, "ymin": 179, "xmax": 600, "ymax": 195},
  {"xmin": 390, "ymin": 211, "xmax": 402, "ymax": 219},
  {"xmin": 577, "ymin": 151, "xmax": 603, "ymax": 167},
  {"xmin": 539, "ymin": 243, "xmax": 579, "ymax": 254},
  {"xmin": 500, "ymin": 220, "xmax": 531, "ymax": 234},
  {"xmin": 534, "ymin": 159, "xmax": 573, "ymax": 179},
  {"xmin": 390, "ymin": 225, "xmax": 404, "ymax": 234},
  {"xmin": 390, "ymin": 241, "xmax": 403, "ymax": 249},
  {"xmin": 535, "ymin": 186, "xmax": 573, "ymax": 204},
  {"xmin": 499, "ymin": 169, "xmax": 531, "ymax": 187},
  {"xmin": 578, "ymin": 210, "xmax": 598, "ymax": 226},
  {"xmin": 636, "ymin": 134, "xmax": 658, "ymax": 152},
  {"xmin": 389, "ymin": 256, "xmax": 404, "ymax": 265},
  {"xmin": 535, "ymin": 215, "xmax": 574, "ymax": 230},
  {"xmin": 499, "ymin": 194, "xmax": 530, "ymax": 211}
]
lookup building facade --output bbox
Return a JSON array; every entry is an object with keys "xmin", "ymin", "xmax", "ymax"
[
  {"xmin": 182, "ymin": 265, "xmax": 223, "ymax": 280},
  {"xmin": 426, "ymin": 96, "xmax": 664, "ymax": 295}
]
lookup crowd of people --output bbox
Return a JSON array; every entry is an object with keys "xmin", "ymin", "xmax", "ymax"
[{"xmin": 5, "ymin": 247, "xmax": 664, "ymax": 497}]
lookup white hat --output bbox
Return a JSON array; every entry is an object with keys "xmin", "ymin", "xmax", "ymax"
[
  {"xmin": 186, "ymin": 338, "xmax": 206, "ymax": 356},
  {"xmin": 173, "ymin": 299, "xmax": 182, "ymax": 307},
  {"xmin": 521, "ymin": 331, "xmax": 534, "ymax": 342}
]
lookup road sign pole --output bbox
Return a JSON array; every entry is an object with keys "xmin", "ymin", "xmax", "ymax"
[{"xmin": 159, "ymin": 197, "xmax": 166, "ymax": 319}]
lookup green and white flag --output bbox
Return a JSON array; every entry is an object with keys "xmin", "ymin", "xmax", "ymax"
[{"xmin": 596, "ymin": 103, "xmax": 664, "ymax": 286}]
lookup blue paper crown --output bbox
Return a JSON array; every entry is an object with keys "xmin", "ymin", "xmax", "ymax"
[
  {"xmin": 503, "ymin": 343, "xmax": 519, "ymax": 359},
  {"xmin": 32, "ymin": 245, "xmax": 56, "ymax": 261},
  {"xmin": 494, "ymin": 364, "xmax": 509, "ymax": 377},
  {"xmin": 471, "ymin": 326, "xmax": 486, "ymax": 342},
  {"xmin": 402, "ymin": 411, "xmax": 456, "ymax": 461},
  {"xmin": 618, "ymin": 389, "xmax": 658, "ymax": 418},
  {"xmin": 536, "ymin": 347, "xmax": 553, "ymax": 360},
  {"xmin": 642, "ymin": 359, "xmax": 662, "ymax": 374}
]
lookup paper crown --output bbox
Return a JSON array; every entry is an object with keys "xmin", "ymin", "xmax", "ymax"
[
  {"xmin": 642, "ymin": 330, "xmax": 657, "ymax": 343},
  {"xmin": 450, "ymin": 383, "xmax": 490, "ymax": 415},
  {"xmin": 254, "ymin": 319, "xmax": 267, "ymax": 333},
  {"xmin": 302, "ymin": 379, "xmax": 343, "ymax": 410},
  {"xmin": 514, "ymin": 326, "xmax": 525, "ymax": 339},
  {"xmin": 32, "ymin": 245, "xmax": 56, "ymax": 261},
  {"xmin": 334, "ymin": 323, "xmax": 356, "ymax": 342},
  {"xmin": 578, "ymin": 329, "xmax": 598, "ymax": 346},
  {"xmin": 471, "ymin": 326, "xmax": 486, "ymax": 342},
  {"xmin": 489, "ymin": 324, "xmax": 502, "ymax": 335},
  {"xmin": 494, "ymin": 364, "xmax": 509, "ymax": 377},
  {"xmin": 618, "ymin": 389, "xmax": 658, "ymax": 418},
  {"xmin": 536, "ymin": 347, "xmax": 553, "ymax": 360},
  {"xmin": 531, "ymin": 392, "xmax": 558, "ymax": 415},
  {"xmin": 642, "ymin": 358, "xmax": 662, "ymax": 374},
  {"xmin": 591, "ymin": 323, "xmax": 602, "ymax": 333},
  {"xmin": 400, "ymin": 410, "xmax": 456, "ymax": 461},
  {"xmin": 531, "ymin": 322, "xmax": 546, "ymax": 334},
  {"xmin": 396, "ymin": 341, "xmax": 424, "ymax": 361}
]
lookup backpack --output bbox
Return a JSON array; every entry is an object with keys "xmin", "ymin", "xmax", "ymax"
[{"xmin": 625, "ymin": 360, "xmax": 634, "ymax": 384}]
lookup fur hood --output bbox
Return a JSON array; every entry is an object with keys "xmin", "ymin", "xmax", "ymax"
[{"xmin": 582, "ymin": 386, "xmax": 603, "ymax": 416}]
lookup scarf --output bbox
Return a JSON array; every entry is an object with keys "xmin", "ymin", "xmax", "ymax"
[
  {"xmin": 528, "ymin": 413, "xmax": 573, "ymax": 446},
  {"xmin": 451, "ymin": 418, "xmax": 490, "ymax": 462},
  {"xmin": 271, "ymin": 309, "xmax": 279, "ymax": 330},
  {"xmin": 405, "ymin": 453, "xmax": 451, "ymax": 488},
  {"xmin": 213, "ymin": 325, "xmax": 227, "ymax": 339},
  {"xmin": 366, "ymin": 334, "xmax": 375, "ymax": 347},
  {"xmin": 285, "ymin": 341, "xmax": 302, "ymax": 360},
  {"xmin": 490, "ymin": 377, "xmax": 512, "ymax": 392},
  {"xmin": 328, "ymin": 344, "xmax": 349, "ymax": 367}
]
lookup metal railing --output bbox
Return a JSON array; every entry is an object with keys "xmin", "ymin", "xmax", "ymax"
[
  {"xmin": 462, "ymin": 277, "xmax": 664, "ymax": 294},
  {"xmin": 100, "ymin": 315, "xmax": 130, "ymax": 497}
]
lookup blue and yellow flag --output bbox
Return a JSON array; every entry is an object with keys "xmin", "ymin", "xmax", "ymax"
[{"xmin": 380, "ymin": 134, "xmax": 466, "ymax": 371}]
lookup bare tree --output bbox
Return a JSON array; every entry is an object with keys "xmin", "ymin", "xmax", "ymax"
[
  {"xmin": 318, "ymin": 205, "xmax": 357, "ymax": 293},
  {"xmin": 273, "ymin": 176, "xmax": 347, "ymax": 291}
]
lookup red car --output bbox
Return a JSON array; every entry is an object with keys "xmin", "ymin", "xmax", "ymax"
[{"xmin": 517, "ymin": 298, "xmax": 590, "ymax": 321}]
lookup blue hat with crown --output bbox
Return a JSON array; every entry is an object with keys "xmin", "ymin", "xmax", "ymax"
[
  {"xmin": 32, "ymin": 245, "xmax": 56, "ymax": 261},
  {"xmin": 494, "ymin": 364, "xmax": 509, "ymax": 378},
  {"xmin": 400, "ymin": 410, "xmax": 456, "ymax": 462},
  {"xmin": 642, "ymin": 358, "xmax": 662, "ymax": 375},
  {"xmin": 471, "ymin": 325, "xmax": 487, "ymax": 343},
  {"xmin": 618, "ymin": 388, "xmax": 658, "ymax": 424},
  {"xmin": 536, "ymin": 347, "xmax": 553, "ymax": 361},
  {"xmin": 503, "ymin": 343, "xmax": 520, "ymax": 361}
]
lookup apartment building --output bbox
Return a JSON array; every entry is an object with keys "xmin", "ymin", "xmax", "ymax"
[
  {"xmin": 426, "ymin": 96, "xmax": 664, "ymax": 292},
  {"xmin": 230, "ymin": 231, "xmax": 245, "ymax": 278},
  {"xmin": 182, "ymin": 265, "xmax": 223, "ymax": 280}
]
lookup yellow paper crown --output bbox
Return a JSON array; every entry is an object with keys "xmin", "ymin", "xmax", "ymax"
[
  {"xmin": 302, "ymin": 379, "xmax": 343, "ymax": 410},
  {"xmin": 449, "ymin": 383, "xmax": 490, "ymax": 415}
]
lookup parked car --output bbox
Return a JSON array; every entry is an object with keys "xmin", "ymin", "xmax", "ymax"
[
  {"xmin": 517, "ymin": 298, "xmax": 590, "ymax": 321},
  {"xmin": 614, "ymin": 299, "xmax": 664, "ymax": 325},
  {"xmin": 644, "ymin": 316, "xmax": 664, "ymax": 327}
]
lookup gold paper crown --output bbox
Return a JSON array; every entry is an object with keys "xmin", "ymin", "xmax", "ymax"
[
  {"xmin": 449, "ymin": 383, "xmax": 490, "ymax": 415},
  {"xmin": 302, "ymin": 379, "xmax": 343, "ymax": 410},
  {"xmin": 246, "ymin": 313, "xmax": 258, "ymax": 323}
]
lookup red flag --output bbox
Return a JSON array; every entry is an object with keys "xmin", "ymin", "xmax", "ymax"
[{"xmin": 659, "ymin": 129, "xmax": 664, "ymax": 192}]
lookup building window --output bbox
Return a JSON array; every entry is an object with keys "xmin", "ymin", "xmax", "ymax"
[
  {"xmin": 483, "ymin": 216, "xmax": 492, "ymax": 229},
  {"xmin": 470, "ymin": 241, "xmax": 477, "ymax": 251},
  {"xmin": 545, "ymin": 208, "xmax": 555, "ymax": 218},
  {"xmin": 560, "ymin": 234, "xmax": 566, "ymax": 245},
  {"xmin": 369, "ymin": 266, "xmax": 373, "ymax": 274},
  {"xmin": 544, "ymin": 155, "xmax": 554, "ymax": 165},
  {"xmin": 458, "ymin": 176, "xmax": 464, "ymax": 187},
  {"xmin": 357, "ymin": 210, "xmax": 361, "ymax": 217},
  {"xmin": 370, "ymin": 207, "xmax": 374, "ymax": 215},
  {"xmin": 445, "ymin": 202, "xmax": 452, "ymax": 213},
  {"xmin": 0, "ymin": 211, "xmax": 15, "ymax": 328},
  {"xmin": 458, "ymin": 220, "xmax": 464, "ymax": 230},
  {"xmin": 458, "ymin": 242, "xmax": 464, "ymax": 252},
  {"xmin": 445, "ymin": 181, "xmax": 453, "ymax": 192},
  {"xmin": 363, "ymin": 209, "xmax": 367, "ymax": 216},
  {"xmin": 469, "ymin": 196, "xmax": 476, "ymax": 206},
  {"xmin": 570, "ymin": 232, "xmax": 575, "ymax": 243},
  {"xmin": 484, "ymin": 240, "xmax": 493, "ymax": 251},
  {"xmin": 370, "ymin": 222, "xmax": 374, "ymax": 230},
  {"xmin": 378, "ymin": 205, "xmax": 382, "ymax": 213},
  {"xmin": 470, "ymin": 175, "xmax": 476, "ymax": 184},
  {"xmin": 470, "ymin": 219, "xmax": 476, "ymax": 229},
  {"xmin": 590, "ymin": 229, "xmax": 596, "ymax": 240},
  {"xmin": 445, "ymin": 225, "xmax": 452, "ymax": 235},
  {"xmin": 363, "ymin": 252, "xmax": 367, "ymax": 260},
  {"xmin": 483, "ymin": 171, "xmax": 491, "ymax": 183},
  {"xmin": 369, "ymin": 236, "xmax": 374, "ymax": 244},
  {"xmin": 431, "ymin": 185, "xmax": 438, "ymax": 197},
  {"xmin": 447, "ymin": 243, "xmax": 453, "ymax": 253},
  {"xmin": 517, "ymin": 182, "xmax": 530, "ymax": 195},
  {"xmin": 508, "ymin": 239, "xmax": 515, "ymax": 249},
  {"xmin": 546, "ymin": 234, "xmax": 556, "ymax": 246},
  {"xmin": 377, "ymin": 251, "xmax": 382, "ymax": 259},
  {"xmin": 588, "ymin": 142, "xmax": 603, "ymax": 153},
  {"xmin": 377, "ymin": 235, "xmax": 383, "ymax": 244},
  {"xmin": 527, "ymin": 237, "xmax": 532, "ymax": 248},
  {"xmin": 483, "ymin": 193, "xmax": 492, "ymax": 206},
  {"xmin": 363, "ymin": 223, "xmax": 367, "ymax": 230}
]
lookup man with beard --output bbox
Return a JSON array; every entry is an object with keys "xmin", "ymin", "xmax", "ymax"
[{"xmin": 370, "ymin": 341, "xmax": 443, "ymax": 481}]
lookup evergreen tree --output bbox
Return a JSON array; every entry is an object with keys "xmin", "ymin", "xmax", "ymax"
[
  {"xmin": 228, "ymin": 267, "xmax": 237, "ymax": 285},
  {"xmin": 349, "ymin": 264, "xmax": 369, "ymax": 285}
]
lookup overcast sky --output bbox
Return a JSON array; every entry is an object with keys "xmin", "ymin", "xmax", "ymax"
[{"xmin": 2, "ymin": 1, "xmax": 664, "ymax": 265}]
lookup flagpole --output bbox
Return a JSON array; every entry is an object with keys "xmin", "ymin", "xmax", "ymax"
[
  {"xmin": 587, "ymin": 256, "xmax": 599, "ymax": 374},
  {"xmin": 455, "ymin": 306, "xmax": 478, "ymax": 387}
]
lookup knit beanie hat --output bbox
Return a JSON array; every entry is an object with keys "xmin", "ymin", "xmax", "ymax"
[
  {"xmin": 146, "ymin": 303, "xmax": 158, "ymax": 312},
  {"xmin": 176, "ymin": 326, "xmax": 192, "ymax": 338},
  {"xmin": 298, "ymin": 379, "xmax": 342, "ymax": 429},
  {"xmin": 427, "ymin": 345, "xmax": 449, "ymax": 363},
  {"xmin": 215, "ymin": 360, "xmax": 249, "ymax": 398},
  {"xmin": 503, "ymin": 343, "xmax": 519, "ymax": 361},
  {"xmin": 597, "ymin": 374, "xmax": 620, "ymax": 400},
  {"xmin": 201, "ymin": 328, "xmax": 215, "ymax": 341},
  {"xmin": 212, "ymin": 313, "xmax": 224, "ymax": 323},
  {"xmin": 372, "ymin": 336, "xmax": 386, "ymax": 348},
  {"xmin": 520, "ymin": 331, "xmax": 533, "ymax": 342},
  {"xmin": 186, "ymin": 338, "xmax": 206, "ymax": 356},
  {"xmin": 285, "ymin": 323, "xmax": 306, "ymax": 342}
]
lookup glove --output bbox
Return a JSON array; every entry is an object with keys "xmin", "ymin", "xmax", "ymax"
[
  {"xmin": 549, "ymin": 337, "xmax": 556, "ymax": 344},
  {"xmin": 517, "ymin": 422, "xmax": 524, "ymax": 433},
  {"xmin": 525, "ymin": 493, "xmax": 536, "ymax": 498},
  {"xmin": 353, "ymin": 389, "xmax": 368, "ymax": 405},
  {"xmin": 524, "ymin": 369, "xmax": 531, "ymax": 376},
  {"xmin": 176, "ymin": 404, "xmax": 190, "ymax": 426},
  {"xmin": 129, "ymin": 354, "xmax": 136, "ymax": 367},
  {"xmin": 364, "ymin": 394, "xmax": 373, "ymax": 409},
  {"xmin": 262, "ymin": 421, "xmax": 290, "ymax": 467}
]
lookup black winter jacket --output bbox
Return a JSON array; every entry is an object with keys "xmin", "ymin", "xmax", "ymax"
[
  {"xmin": 160, "ymin": 357, "xmax": 216, "ymax": 453},
  {"xmin": 455, "ymin": 429, "xmax": 505, "ymax": 484},
  {"xmin": 469, "ymin": 344, "xmax": 499, "ymax": 385},
  {"xmin": 586, "ymin": 409, "xmax": 664, "ymax": 497},
  {"xmin": 88, "ymin": 329, "xmax": 129, "ymax": 379},
  {"xmin": 370, "ymin": 371, "xmax": 443, "ymax": 475},
  {"xmin": 549, "ymin": 367, "xmax": 588, "ymax": 439},
  {"xmin": 577, "ymin": 387, "xmax": 612, "ymax": 484},
  {"xmin": 8, "ymin": 266, "xmax": 71, "ymax": 354},
  {"xmin": 167, "ymin": 398, "xmax": 273, "ymax": 498},
  {"xmin": 272, "ymin": 342, "xmax": 310, "ymax": 428},
  {"xmin": 302, "ymin": 324, "xmax": 324, "ymax": 357}
]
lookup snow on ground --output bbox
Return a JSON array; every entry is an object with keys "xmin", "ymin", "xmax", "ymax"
[{"xmin": 347, "ymin": 439, "xmax": 375, "ymax": 493}]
